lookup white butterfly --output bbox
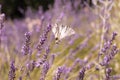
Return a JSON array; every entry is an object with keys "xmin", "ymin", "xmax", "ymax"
[{"xmin": 52, "ymin": 23, "xmax": 75, "ymax": 44}]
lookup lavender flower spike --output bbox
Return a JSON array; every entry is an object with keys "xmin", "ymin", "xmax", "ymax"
[
  {"xmin": 77, "ymin": 67, "xmax": 86, "ymax": 80},
  {"xmin": 53, "ymin": 66, "xmax": 64, "ymax": 80},
  {"xmin": 100, "ymin": 44, "xmax": 119, "ymax": 66},
  {"xmin": 105, "ymin": 68, "xmax": 112, "ymax": 80},
  {"xmin": 21, "ymin": 32, "xmax": 32, "ymax": 55},
  {"xmin": 40, "ymin": 61, "xmax": 49, "ymax": 80},
  {"xmin": 8, "ymin": 60, "xmax": 16, "ymax": 80},
  {"xmin": 42, "ymin": 46, "xmax": 50, "ymax": 62},
  {"xmin": 36, "ymin": 24, "xmax": 51, "ymax": 51}
]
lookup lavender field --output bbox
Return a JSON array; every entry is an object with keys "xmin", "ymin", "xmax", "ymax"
[{"xmin": 0, "ymin": 0, "xmax": 120, "ymax": 80}]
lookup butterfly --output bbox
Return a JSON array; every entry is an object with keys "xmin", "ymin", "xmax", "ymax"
[{"xmin": 52, "ymin": 23, "xmax": 75, "ymax": 44}]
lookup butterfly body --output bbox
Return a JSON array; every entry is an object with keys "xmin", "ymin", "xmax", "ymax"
[{"xmin": 55, "ymin": 37, "xmax": 60, "ymax": 44}]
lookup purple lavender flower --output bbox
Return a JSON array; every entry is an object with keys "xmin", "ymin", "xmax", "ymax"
[
  {"xmin": 36, "ymin": 24, "xmax": 51, "ymax": 51},
  {"xmin": 40, "ymin": 61, "xmax": 49, "ymax": 80},
  {"xmin": 100, "ymin": 44, "xmax": 119, "ymax": 66},
  {"xmin": 42, "ymin": 61, "xmax": 49, "ymax": 74},
  {"xmin": 101, "ymin": 41, "xmax": 112, "ymax": 53},
  {"xmin": 53, "ymin": 66, "xmax": 64, "ymax": 80},
  {"xmin": 35, "ymin": 59, "xmax": 44, "ymax": 68},
  {"xmin": 101, "ymin": 32, "xmax": 117, "ymax": 54},
  {"xmin": 8, "ymin": 60, "xmax": 16, "ymax": 80},
  {"xmin": 42, "ymin": 46, "xmax": 50, "ymax": 62},
  {"xmin": 105, "ymin": 68, "xmax": 112, "ymax": 80},
  {"xmin": 111, "ymin": 32, "xmax": 117, "ymax": 41},
  {"xmin": 62, "ymin": 66, "xmax": 71, "ymax": 80},
  {"xmin": 99, "ymin": 31, "xmax": 119, "ymax": 67},
  {"xmin": 78, "ymin": 67, "xmax": 86, "ymax": 80},
  {"xmin": 36, "ymin": 46, "xmax": 50, "ymax": 67},
  {"xmin": 21, "ymin": 32, "xmax": 32, "ymax": 55}
]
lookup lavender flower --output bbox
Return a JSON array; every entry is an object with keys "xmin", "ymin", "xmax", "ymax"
[
  {"xmin": 111, "ymin": 32, "xmax": 117, "ymax": 41},
  {"xmin": 36, "ymin": 24, "xmax": 51, "ymax": 51},
  {"xmin": 40, "ymin": 61, "xmax": 49, "ymax": 80},
  {"xmin": 36, "ymin": 46, "xmax": 50, "ymax": 67},
  {"xmin": 35, "ymin": 59, "xmax": 44, "ymax": 68},
  {"xmin": 100, "ymin": 44, "xmax": 119, "ymax": 66},
  {"xmin": 8, "ymin": 60, "xmax": 16, "ymax": 80},
  {"xmin": 105, "ymin": 68, "xmax": 112, "ymax": 80},
  {"xmin": 21, "ymin": 32, "xmax": 31, "ymax": 55},
  {"xmin": 101, "ymin": 41, "xmax": 112, "ymax": 53},
  {"xmin": 53, "ymin": 66, "xmax": 64, "ymax": 80},
  {"xmin": 42, "ymin": 61, "xmax": 49, "ymax": 75},
  {"xmin": 42, "ymin": 46, "xmax": 50, "ymax": 62},
  {"xmin": 62, "ymin": 66, "xmax": 71, "ymax": 80},
  {"xmin": 77, "ymin": 63, "xmax": 94, "ymax": 80},
  {"xmin": 101, "ymin": 32, "xmax": 117, "ymax": 54},
  {"xmin": 78, "ymin": 67, "xmax": 86, "ymax": 80}
]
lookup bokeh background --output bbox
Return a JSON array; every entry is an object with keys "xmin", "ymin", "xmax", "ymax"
[{"xmin": 0, "ymin": 0, "xmax": 93, "ymax": 19}]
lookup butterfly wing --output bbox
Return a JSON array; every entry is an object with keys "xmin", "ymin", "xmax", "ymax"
[
  {"xmin": 52, "ymin": 23, "xmax": 59, "ymax": 38},
  {"xmin": 52, "ymin": 23, "xmax": 75, "ymax": 43},
  {"xmin": 59, "ymin": 25, "xmax": 75, "ymax": 39}
]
